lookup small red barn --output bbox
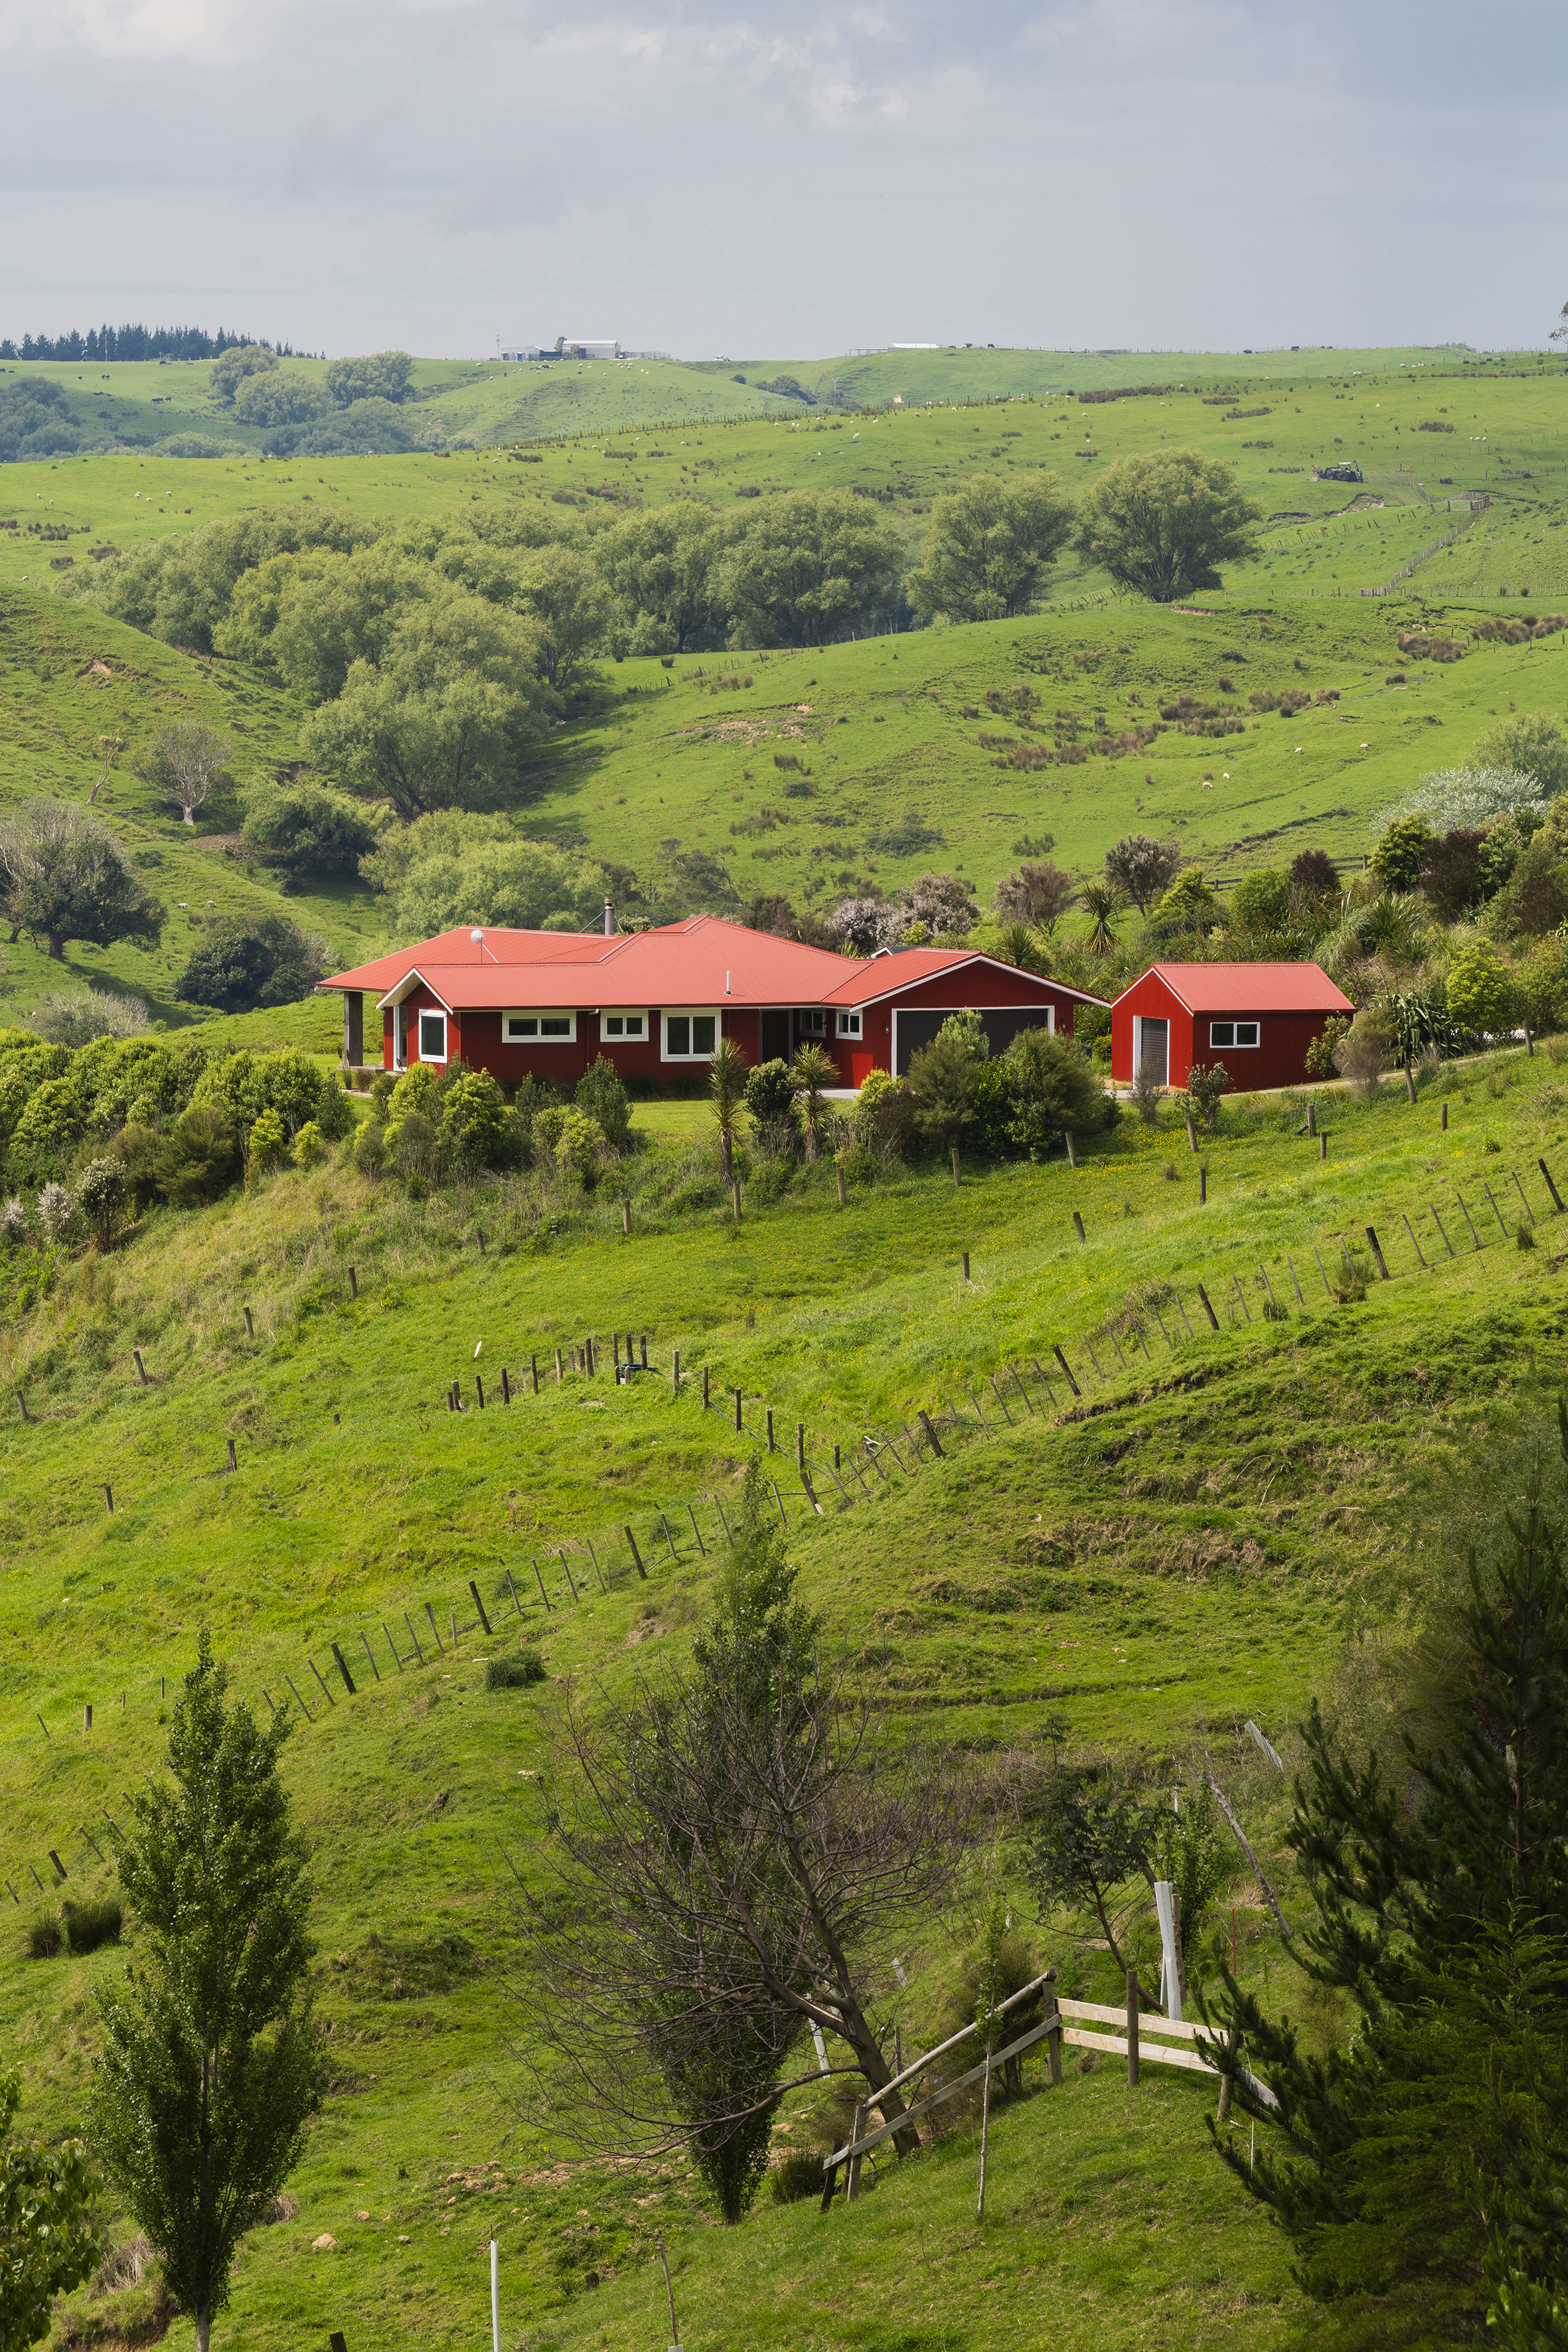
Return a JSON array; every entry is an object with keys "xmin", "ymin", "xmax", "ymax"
[
  {"xmin": 319, "ymin": 915, "xmax": 1109, "ymax": 1090},
  {"xmin": 1109, "ymin": 963, "xmax": 1353, "ymax": 1093}
]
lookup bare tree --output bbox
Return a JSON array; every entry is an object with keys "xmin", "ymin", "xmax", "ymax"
[
  {"xmin": 1103, "ymin": 833, "xmax": 1182, "ymax": 917},
  {"xmin": 519, "ymin": 1478, "xmax": 971, "ymax": 2190},
  {"xmin": 135, "ymin": 724, "xmax": 234, "ymax": 827}
]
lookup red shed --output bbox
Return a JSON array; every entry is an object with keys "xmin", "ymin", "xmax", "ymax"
[
  {"xmin": 1109, "ymin": 963, "xmax": 1353, "ymax": 1093},
  {"xmin": 318, "ymin": 915, "xmax": 1107, "ymax": 1091}
]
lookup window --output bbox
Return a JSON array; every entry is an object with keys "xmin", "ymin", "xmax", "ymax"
[
  {"xmin": 601, "ymin": 1011, "xmax": 647, "ymax": 1040},
  {"xmin": 418, "ymin": 1010, "xmax": 447, "ymax": 1061},
  {"xmin": 663, "ymin": 1011, "xmax": 720, "ymax": 1060},
  {"xmin": 798, "ymin": 1008, "xmax": 826, "ymax": 1036},
  {"xmin": 1210, "ymin": 1020, "xmax": 1259, "ymax": 1049},
  {"xmin": 836, "ymin": 1010, "xmax": 862, "ymax": 1038},
  {"xmin": 503, "ymin": 1010, "xmax": 576, "ymax": 1044}
]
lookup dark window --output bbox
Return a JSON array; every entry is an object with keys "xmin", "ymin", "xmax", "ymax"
[{"xmin": 418, "ymin": 1012, "xmax": 447, "ymax": 1060}]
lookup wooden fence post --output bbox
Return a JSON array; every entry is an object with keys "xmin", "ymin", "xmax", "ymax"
[
  {"xmin": 531, "ymin": 1354, "xmax": 540, "ymax": 1394},
  {"xmin": 102, "ymin": 1484, "xmax": 114, "ymax": 1513},
  {"xmin": 766, "ymin": 1408, "xmax": 775, "ymax": 1452},
  {"xmin": 1199, "ymin": 1165, "xmax": 1208, "ymax": 1206},
  {"xmin": 349, "ymin": 1265, "xmax": 358, "ymax": 1299},
  {"xmin": 501, "ymin": 1368, "xmax": 511, "ymax": 1405},
  {"xmin": 836, "ymin": 1162, "xmax": 847, "ymax": 1206},
  {"xmin": 1196, "ymin": 1283, "xmax": 1220, "ymax": 1331},
  {"xmin": 1441, "ymin": 1101, "xmax": 1449, "ymax": 1132},
  {"xmin": 686, "ymin": 1502, "xmax": 706, "ymax": 1555},
  {"xmin": 621, "ymin": 1198, "xmax": 632, "ymax": 1235},
  {"xmin": 243, "ymin": 1306, "xmax": 254, "ymax": 1340},
  {"xmin": 469, "ymin": 1579, "xmax": 494, "ymax": 1636},
  {"xmin": 1319, "ymin": 1131, "xmax": 1328, "ymax": 1162},
  {"xmin": 1541, "ymin": 1158, "xmax": 1566, "ymax": 1214},
  {"xmin": 531, "ymin": 1561, "xmax": 552, "ymax": 1611},
  {"xmin": 797, "ymin": 1421, "xmax": 806, "ymax": 1472},
  {"xmin": 1404, "ymin": 1066, "xmax": 1417, "ymax": 1105},
  {"xmin": 733, "ymin": 1387, "xmax": 742, "ymax": 1433},
  {"xmin": 732, "ymin": 1179, "xmax": 743, "ymax": 1223},
  {"xmin": 918, "ymin": 1409, "xmax": 945, "ymax": 1459},
  {"xmin": 133, "ymin": 1348, "xmax": 149, "ymax": 1386},
  {"xmin": 1186, "ymin": 1114, "xmax": 1198, "ymax": 1153},
  {"xmin": 1072, "ymin": 1211, "xmax": 1087, "ymax": 1244},
  {"xmin": 330, "ymin": 1643, "xmax": 357, "ymax": 1695},
  {"xmin": 1364, "ymin": 1225, "xmax": 1390, "ymax": 1281},
  {"xmin": 1063, "ymin": 1131, "xmax": 1077, "ymax": 1170},
  {"xmin": 1307, "ymin": 1102, "xmax": 1316, "ymax": 1137},
  {"xmin": 1051, "ymin": 1344, "xmax": 1081, "ymax": 1398},
  {"xmin": 961, "ymin": 1251, "xmax": 971, "ymax": 1282},
  {"xmin": 225, "ymin": 1437, "xmax": 238, "ymax": 1472},
  {"xmin": 702, "ymin": 1364, "xmax": 710, "ymax": 1411},
  {"xmin": 625, "ymin": 1526, "xmax": 647, "ymax": 1580}
]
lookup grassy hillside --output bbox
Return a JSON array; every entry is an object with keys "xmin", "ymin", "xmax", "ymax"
[{"xmin": 3, "ymin": 1034, "xmax": 1564, "ymax": 2349}]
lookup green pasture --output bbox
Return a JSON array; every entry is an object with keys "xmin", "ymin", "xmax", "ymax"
[
  {"xmin": 5, "ymin": 533, "xmax": 1568, "ymax": 1034},
  {"xmin": 5, "ymin": 1040, "xmax": 1567, "ymax": 2346}
]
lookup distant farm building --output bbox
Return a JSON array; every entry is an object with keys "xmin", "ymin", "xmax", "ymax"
[
  {"xmin": 1110, "ymin": 964, "xmax": 1354, "ymax": 1093},
  {"xmin": 320, "ymin": 916, "xmax": 1107, "ymax": 1089}
]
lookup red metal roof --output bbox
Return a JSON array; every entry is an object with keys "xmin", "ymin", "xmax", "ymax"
[
  {"xmin": 1111, "ymin": 962, "xmax": 1354, "ymax": 1015},
  {"xmin": 326, "ymin": 915, "xmax": 1114, "ymax": 1016}
]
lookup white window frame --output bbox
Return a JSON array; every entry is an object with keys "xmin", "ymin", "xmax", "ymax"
[
  {"xmin": 661, "ymin": 1008, "xmax": 722, "ymax": 1061},
  {"xmin": 503, "ymin": 1009, "xmax": 578, "ymax": 1044},
  {"xmin": 600, "ymin": 1008, "xmax": 648, "ymax": 1041},
  {"xmin": 836, "ymin": 1009, "xmax": 863, "ymax": 1038},
  {"xmin": 417, "ymin": 1008, "xmax": 449, "ymax": 1063},
  {"xmin": 1209, "ymin": 1020, "xmax": 1259, "ymax": 1050}
]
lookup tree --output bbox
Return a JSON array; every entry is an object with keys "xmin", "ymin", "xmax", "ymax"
[
  {"xmin": 511, "ymin": 544, "xmax": 612, "ymax": 692},
  {"xmin": 0, "ymin": 2071, "xmax": 98, "ymax": 2352},
  {"xmin": 1077, "ymin": 879, "xmax": 1123, "ymax": 956},
  {"xmin": 1474, "ymin": 714, "xmax": 1568, "ymax": 802},
  {"xmin": 324, "ymin": 351, "xmax": 414, "ymax": 407},
  {"xmin": 744, "ymin": 1058, "xmax": 798, "ymax": 1150},
  {"xmin": 899, "ymin": 871, "xmax": 978, "ymax": 938},
  {"xmin": 1290, "ymin": 847, "xmax": 1342, "ymax": 909},
  {"xmin": 1006, "ymin": 1028, "xmax": 1117, "ymax": 1155},
  {"xmin": 1447, "ymin": 940, "xmax": 1520, "ymax": 1038},
  {"xmin": 1209, "ymin": 1429, "xmax": 1568, "ymax": 2347},
  {"xmin": 230, "ymin": 370, "xmax": 327, "ymax": 430},
  {"xmin": 905, "ymin": 473, "xmax": 1076, "ymax": 622},
  {"xmin": 285, "ymin": 400, "xmax": 419, "ymax": 459},
  {"xmin": 303, "ymin": 592, "xmax": 554, "ymax": 820},
  {"xmin": 1228, "ymin": 867, "xmax": 1293, "ymax": 935},
  {"xmin": 240, "ymin": 777, "xmax": 380, "ymax": 879},
  {"xmin": 709, "ymin": 492, "xmax": 902, "ymax": 648},
  {"xmin": 790, "ymin": 1042, "xmax": 836, "ymax": 1162},
  {"xmin": 1370, "ymin": 813, "xmax": 1433, "ymax": 893},
  {"xmin": 992, "ymin": 859, "xmax": 1076, "ymax": 931},
  {"xmin": 438, "ymin": 1069, "xmax": 510, "ymax": 1171},
  {"xmin": 0, "ymin": 801, "xmax": 162, "ymax": 963},
  {"xmin": 1150, "ymin": 866, "xmax": 1219, "ymax": 938},
  {"xmin": 597, "ymin": 505, "xmax": 724, "ymax": 653},
  {"xmin": 92, "ymin": 1637, "xmax": 324, "ymax": 2352},
  {"xmin": 176, "ymin": 916, "xmax": 330, "ymax": 1014},
  {"xmin": 574, "ymin": 1056, "xmax": 632, "ymax": 1154},
  {"xmin": 520, "ymin": 1466, "xmax": 968, "ymax": 2191},
  {"xmin": 1027, "ymin": 1770, "xmax": 1157, "ymax": 1999},
  {"xmin": 1104, "ymin": 833, "xmax": 1182, "ymax": 916},
  {"xmin": 208, "ymin": 344, "xmax": 275, "ymax": 404},
  {"xmin": 708, "ymin": 1036, "xmax": 748, "ymax": 1181},
  {"xmin": 744, "ymin": 892, "xmax": 797, "ymax": 937},
  {"xmin": 1076, "ymin": 450, "xmax": 1263, "ymax": 603},
  {"xmin": 0, "ymin": 378, "xmax": 82, "ymax": 462},
  {"xmin": 907, "ymin": 1018, "xmax": 982, "ymax": 1154},
  {"xmin": 135, "ymin": 723, "xmax": 233, "ymax": 827},
  {"xmin": 370, "ymin": 833, "xmax": 603, "ymax": 937}
]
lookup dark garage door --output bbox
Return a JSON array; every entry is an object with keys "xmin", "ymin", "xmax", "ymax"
[{"xmin": 894, "ymin": 1006, "xmax": 1056, "ymax": 1076}]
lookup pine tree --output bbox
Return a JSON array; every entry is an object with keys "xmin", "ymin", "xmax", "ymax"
[
  {"xmin": 1210, "ymin": 1420, "xmax": 1568, "ymax": 2347},
  {"xmin": 90, "ymin": 1637, "xmax": 323, "ymax": 2352}
]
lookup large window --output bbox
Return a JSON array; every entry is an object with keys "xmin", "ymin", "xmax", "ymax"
[
  {"xmin": 836, "ymin": 1010, "xmax": 862, "ymax": 1038},
  {"xmin": 663, "ymin": 1011, "xmax": 719, "ymax": 1060},
  {"xmin": 1209, "ymin": 1020, "xmax": 1259, "ymax": 1049},
  {"xmin": 418, "ymin": 1010, "xmax": 447, "ymax": 1062},
  {"xmin": 503, "ymin": 1010, "xmax": 576, "ymax": 1044},
  {"xmin": 601, "ymin": 1010, "xmax": 647, "ymax": 1040}
]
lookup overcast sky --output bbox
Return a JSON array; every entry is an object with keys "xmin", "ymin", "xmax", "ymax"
[{"xmin": 1, "ymin": 0, "xmax": 1563, "ymax": 360}]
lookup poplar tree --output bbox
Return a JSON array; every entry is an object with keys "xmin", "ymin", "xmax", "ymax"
[{"xmin": 91, "ymin": 1638, "xmax": 323, "ymax": 2352}]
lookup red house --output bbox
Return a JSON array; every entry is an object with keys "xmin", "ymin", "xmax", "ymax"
[
  {"xmin": 1109, "ymin": 963, "xmax": 1354, "ymax": 1093},
  {"xmin": 319, "ymin": 915, "xmax": 1109, "ymax": 1091}
]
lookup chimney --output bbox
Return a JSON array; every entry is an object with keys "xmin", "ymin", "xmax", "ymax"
[{"xmin": 603, "ymin": 898, "xmax": 615, "ymax": 937}]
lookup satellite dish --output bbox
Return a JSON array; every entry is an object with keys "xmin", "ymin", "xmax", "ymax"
[{"xmin": 470, "ymin": 929, "xmax": 483, "ymax": 941}]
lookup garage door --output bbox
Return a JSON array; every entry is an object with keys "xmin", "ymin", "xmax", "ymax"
[{"xmin": 894, "ymin": 1006, "xmax": 1056, "ymax": 1076}]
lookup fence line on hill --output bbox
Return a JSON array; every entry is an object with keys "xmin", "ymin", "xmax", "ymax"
[{"xmin": 3, "ymin": 1130, "xmax": 1561, "ymax": 1908}]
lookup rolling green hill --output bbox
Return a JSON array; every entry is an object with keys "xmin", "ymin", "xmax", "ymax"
[{"xmin": 3, "ymin": 1033, "xmax": 1563, "ymax": 2351}]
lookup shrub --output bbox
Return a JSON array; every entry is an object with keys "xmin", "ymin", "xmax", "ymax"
[
  {"xmin": 156, "ymin": 1103, "xmax": 242, "ymax": 1204},
  {"xmin": 289, "ymin": 1120, "xmax": 327, "ymax": 1170},
  {"xmin": 533, "ymin": 1104, "xmax": 568, "ymax": 1155},
  {"xmin": 76, "ymin": 1156, "xmax": 130, "ymax": 1249},
  {"xmin": 241, "ymin": 778, "xmax": 380, "ymax": 880},
  {"xmin": 437, "ymin": 1069, "xmax": 510, "ymax": 1171},
  {"xmin": 1447, "ymin": 941, "xmax": 1520, "ymax": 1038},
  {"xmin": 1174, "ymin": 1062, "xmax": 1229, "ymax": 1131},
  {"xmin": 744, "ymin": 1058, "xmax": 799, "ymax": 1150},
  {"xmin": 37, "ymin": 1180, "xmax": 74, "ymax": 1242},
  {"xmin": 485, "ymin": 1650, "xmax": 546, "ymax": 1690},
  {"xmin": 62, "ymin": 1895, "xmax": 121, "ymax": 1954},
  {"xmin": 388, "ymin": 1109, "xmax": 437, "ymax": 1178},
  {"xmin": 1304, "ymin": 1015, "xmax": 1350, "ymax": 1079},
  {"xmin": 26, "ymin": 986, "xmax": 149, "ymax": 1046},
  {"xmin": 25, "ymin": 1915, "xmax": 62, "ymax": 1958},
  {"xmin": 1008, "ymin": 1028, "xmax": 1117, "ymax": 1155},
  {"xmin": 248, "ymin": 1108, "xmax": 288, "ymax": 1168},
  {"xmin": 770, "ymin": 2152, "xmax": 826, "ymax": 2205},
  {"xmin": 556, "ymin": 1109, "xmax": 606, "ymax": 1186},
  {"xmin": 176, "ymin": 915, "xmax": 331, "ymax": 1014},
  {"xmin": 574, "ymin": 1056, "xmax": 632, "ymax": 1154}
]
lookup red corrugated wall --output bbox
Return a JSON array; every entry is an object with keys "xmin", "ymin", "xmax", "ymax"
[{"xmin": 1113, "ymin": 973, "xmax": 1332, "ymax": 1090}]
